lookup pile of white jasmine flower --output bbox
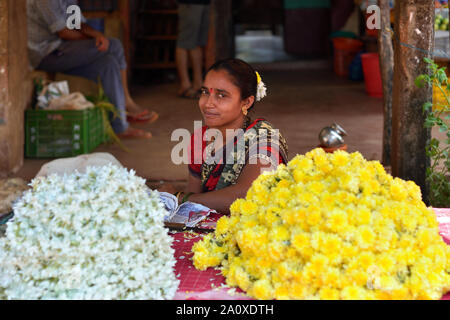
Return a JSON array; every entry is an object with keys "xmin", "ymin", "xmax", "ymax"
[{"xmin": 0, "ymin": 164, "xmax": 179, "ymax": 299}]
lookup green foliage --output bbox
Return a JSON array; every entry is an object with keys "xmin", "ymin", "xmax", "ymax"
[
  {"xmin": 33, "ymin": 78, "xmax": 44, "ymax": 95},
  {"xmin": 416, "ymin": 58, "xmax": 450, "ymax": 207},
  {"xmin": 85, "ymin": 79, "xmax": 129, "ymax": 152}
]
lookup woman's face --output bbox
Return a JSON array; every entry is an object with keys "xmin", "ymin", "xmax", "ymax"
[{"xmin": 199, "ymin": 69, "xmax": 252, "ymax": 130}]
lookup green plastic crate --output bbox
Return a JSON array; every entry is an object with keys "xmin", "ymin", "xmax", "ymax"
[{"xmin": 25, "ymin": 107, "xmax": 107, "ymax": 158}]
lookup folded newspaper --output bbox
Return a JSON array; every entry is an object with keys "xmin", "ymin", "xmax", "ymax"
[{"xmin": 158, "ymin": 192, "xmax": 216, "ymax": 228}]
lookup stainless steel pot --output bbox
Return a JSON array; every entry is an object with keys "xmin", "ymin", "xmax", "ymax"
[{"xmin": 319, "ymin": 123, "xmax": 347, "ymax": 148}]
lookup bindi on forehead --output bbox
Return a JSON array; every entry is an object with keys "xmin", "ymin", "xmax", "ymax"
[{"xmin": 202, "ymin": 86, "xmax": 230, "ymax": 95}]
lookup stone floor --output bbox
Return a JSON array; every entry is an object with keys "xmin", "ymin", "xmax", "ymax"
[{"xmin": 13, "ymin": 67, "xmax": 386, "ymax": 189}]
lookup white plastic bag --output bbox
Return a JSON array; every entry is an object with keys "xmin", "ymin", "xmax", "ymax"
[
  {"xmin": 34, "ymin": 153, "xmax": 123, "ymax": 178},
  {"xmin": 36, "ymin": 80, "xmax": 70, "ymax": 109},
  {"xmin": 47, "ymin": 92, "xmax": 95, "ymax": 110}
]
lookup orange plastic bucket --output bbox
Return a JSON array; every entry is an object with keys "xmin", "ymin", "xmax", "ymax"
[
  {"xmin": 332, "ymin": 37, "xmax": 364, "ymax": 76},
  {"xmin": 361, "ymin": 53, "xmax": 383, "ymax": 98}
]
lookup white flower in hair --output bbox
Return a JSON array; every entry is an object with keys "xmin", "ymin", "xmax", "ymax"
[{"xmin": 255, "ymin": 71, "xmax": 267, "ymax": 102}]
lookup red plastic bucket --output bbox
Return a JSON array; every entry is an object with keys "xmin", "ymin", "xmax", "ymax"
[
  {"xmin": 361, "ymin": 53, "xmax": 383, "ymax": 98},
  {"xmin": 332, "ymin": 38, "xmax": 364, "ymax": 77}
]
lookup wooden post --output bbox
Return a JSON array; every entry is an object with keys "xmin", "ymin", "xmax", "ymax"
[
  {"xmin": 391, "ymin": 0, "xmax": 434, "ymax": 200},
  {"xmin": 0, "ymin": 0, "xmax": 32, "ymax": 177},
  {"xmin": 0, "ymin": 1, "xmax": 8, "ymax": 136},
  {"xmin": 204, "ymin": 3, "xmax": 216, "ymax": 70},
  {"xmin": 206, "ymin": 0, "xmax": 234, "ymax": 63},
  {"xmin": 378, "ymin": 0, "xmax": 394, "ymax": 167}
]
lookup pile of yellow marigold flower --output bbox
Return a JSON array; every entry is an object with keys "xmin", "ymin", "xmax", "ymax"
[{"xmin": 192, "ymin": 148, "xmax": 450, "ymax": 300}]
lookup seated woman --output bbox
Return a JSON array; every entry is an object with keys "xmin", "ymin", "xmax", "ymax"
[{"xmin": 174, "ymin": 58, "xmax": 288, "ymax": 214}]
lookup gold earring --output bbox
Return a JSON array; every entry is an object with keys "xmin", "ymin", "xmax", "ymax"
[{"xmin": 242, "ymin": 107, "xmax": 248, "ymax": 116}]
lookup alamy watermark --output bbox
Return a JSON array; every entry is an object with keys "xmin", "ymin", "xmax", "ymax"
[
  {"xmin": 63, "ymin": 3, "xmax": 447, "ymax": 59},
  {"xmin": 64, "ymin": 4, "xmax": 381, "ymax": 31},
  {"xmin": 66, "ymin": 5, "xmax": 82, "ymax": 30},
  {"xmin": 365, "ymin": 5, "xmax": 449, "ymax": 59},
  {"xmin": 171, "ymin": 121, "xmax": 281, "ymax": 170},
  {"xmin": 366, "ymin": 5, "xmax": 381, "ymax": 30}
]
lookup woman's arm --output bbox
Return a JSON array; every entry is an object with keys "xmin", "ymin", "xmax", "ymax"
[
  {"xmin": 185, "ymin": 173, "xmax": 203, "ymax": 194},
  {"xmin": 185, "ymin": 159, "xmax": 273, "ymax": 214}
]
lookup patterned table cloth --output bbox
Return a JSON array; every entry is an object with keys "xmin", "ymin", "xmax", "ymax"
[{"xmin": 172, "ymin": 208, "xmax": 450, "ymax": 300}]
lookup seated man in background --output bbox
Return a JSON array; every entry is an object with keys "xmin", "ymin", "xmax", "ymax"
[{"xmin": 27, "ymin": 0, "xmax": 157, "ymax": 139}]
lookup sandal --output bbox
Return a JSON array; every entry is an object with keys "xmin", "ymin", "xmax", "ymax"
[
  {"xmin": 179, "ymin": 87, "xmax": 200, "ymax": 99},
  {"xmin": 127, "ymin": 110, "xmax": 159, "ymax": 124},
  {"xmin": 118, "ymin": 127, "xmax": 152, "ymax": 139}
]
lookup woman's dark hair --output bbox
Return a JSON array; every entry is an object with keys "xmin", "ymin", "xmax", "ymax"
[{"xmin": 205, "ymin": 58, "xmax": 258, "ymax": 109}]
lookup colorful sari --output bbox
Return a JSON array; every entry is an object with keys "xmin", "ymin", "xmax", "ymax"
[{"xmin": 188, "ymin": 117, "xmax": 288, "ymax": 192}]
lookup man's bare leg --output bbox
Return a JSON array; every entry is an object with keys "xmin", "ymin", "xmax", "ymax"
[
  {"xmin": 120, "ymin": 69, "xmax": 158, "ymax": 123},
  {"xmin": 176, "ymin": 47, "xmax": 192, "ymax": 95},
  {"xmin": 121, "ymin": 69, "xmax": 141, "ymax": 114},
  {"xmin": 189, "ymin": 46, "xmax": 203, "ymax": 91}
]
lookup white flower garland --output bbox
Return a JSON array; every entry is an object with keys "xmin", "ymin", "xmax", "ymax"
[{"xmin": 0, "ymin": 164, "xmax": 179, "ymax": 300}]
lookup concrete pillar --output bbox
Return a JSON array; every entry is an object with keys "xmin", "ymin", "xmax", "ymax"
[
  {"xmin": 0, "ymin": 0, "xmax": 33, "ymax": 177},
  {"xmin": 391, "ymin": 0, "xmax": 434, "ymax": 200}
]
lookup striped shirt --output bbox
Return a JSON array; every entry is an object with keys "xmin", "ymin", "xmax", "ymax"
[{"xmin": 27, "ymin": 0, "xmax": 87, "ymax": 68}]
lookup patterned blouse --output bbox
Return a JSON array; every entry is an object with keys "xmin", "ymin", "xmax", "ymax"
[{"xmin": 188, "ymin": 117, "xmax": 288, "ymax": 192}]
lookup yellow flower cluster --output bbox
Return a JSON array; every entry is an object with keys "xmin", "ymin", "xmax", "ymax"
[{"xmin": 192, "ymin": 148, "xmax": 450, "ymax": 300}]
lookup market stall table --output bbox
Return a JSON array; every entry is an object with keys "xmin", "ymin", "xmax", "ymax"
[
  {"xmin": 170, "ymin": 212, "xmax": 250, "ymax": 300},
  {"xmin": 0, "ymin": 209, "xmax": 449, "ymax": 300},
  {"xmin": 171, "ymin": 209, "xmax": 450, "ymax": 300}
]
